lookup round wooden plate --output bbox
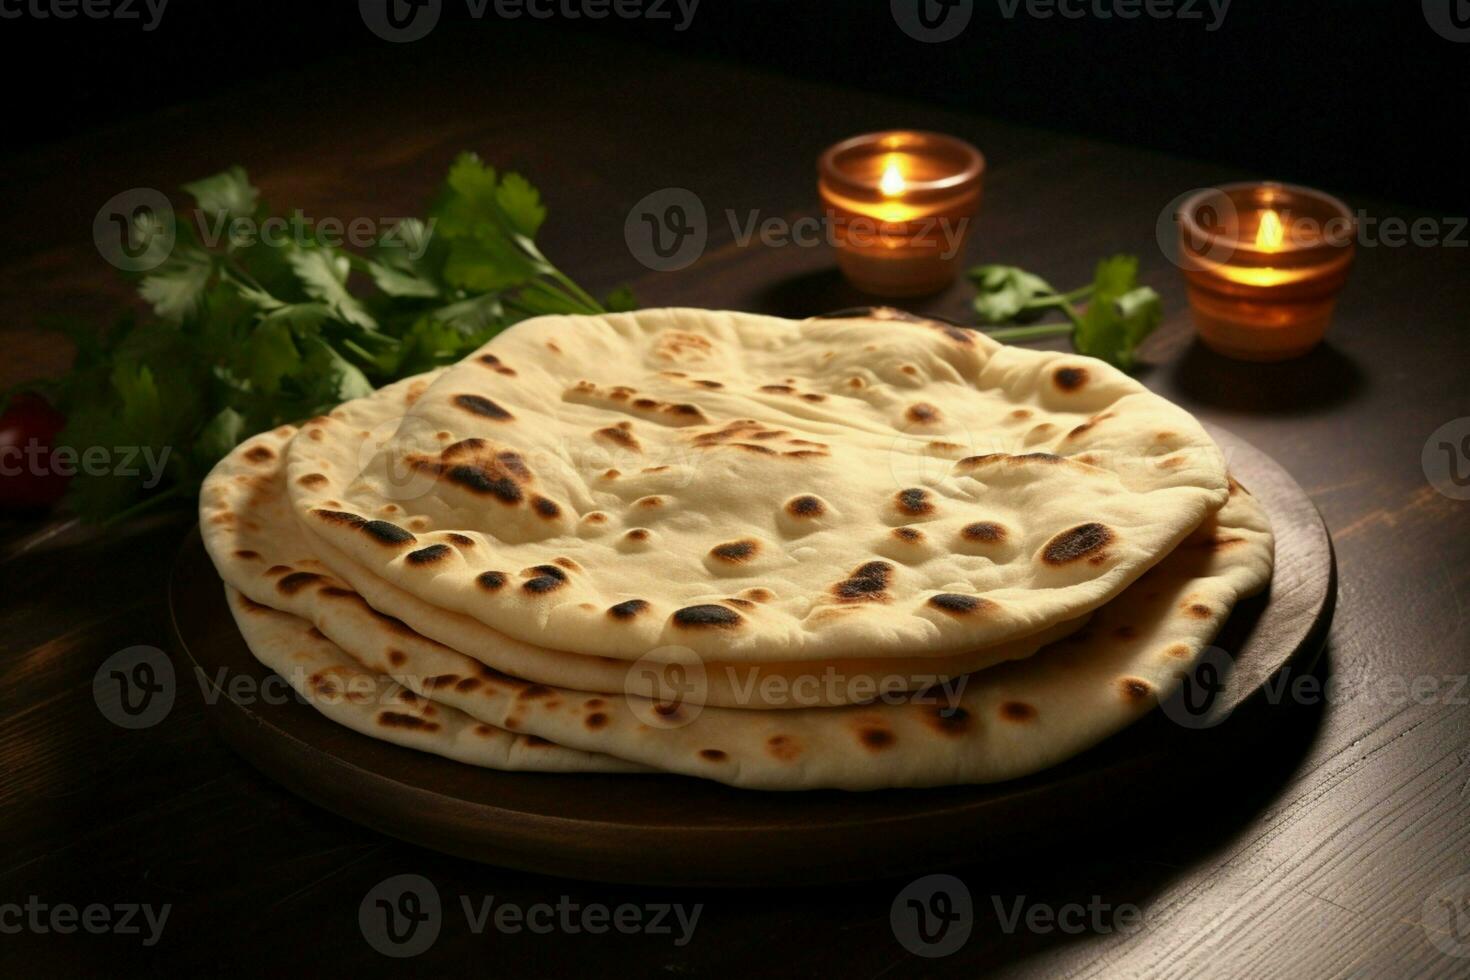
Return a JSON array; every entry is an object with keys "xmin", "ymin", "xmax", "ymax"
[{"xmin": 169, "ymin": 425, "xmax": 1334, "ymax": 887}]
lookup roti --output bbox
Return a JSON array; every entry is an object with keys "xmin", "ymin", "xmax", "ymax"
[
  {"xmin": 203, "ymin": 383, "xmax": 1088, "ymax": 709},
  {"xmin": 206, "ymin": 420, "xmax": 1273, "ymax": 790},
  {"xmin": 285, "ymin": 308, "xmax": 1230, "ymax": 662}
]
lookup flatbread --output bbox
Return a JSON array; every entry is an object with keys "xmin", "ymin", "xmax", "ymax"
[
  {"xmin": 286, "ymin": 308, "xmax": 1230, "ymax": 662},
  {"xmin": 203, "ymin": 378, "xmax": 1091, "ymax": 709},
  {"xmin": 208, "ymin": 424, "xmax": 1274, "ymax": 790},
  {"xmin": 224, "ymin": 586, "xmax": 647, "ymax": 775}
]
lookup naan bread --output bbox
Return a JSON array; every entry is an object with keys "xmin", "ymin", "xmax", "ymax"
[
  {"xmin": 224, "ymin": 586, "xmax": 646, "ymax": 775},
  {"xmin": 286, "ymin": 309, "xmax": 1230, "ymax": 662},
  {"xmin": 207, "ymin": 416, "xmax": 1274, "ymax": 790},
  {"xmin": 203, "ymin": 386, "xmax": 1087, "ymax": 709}
]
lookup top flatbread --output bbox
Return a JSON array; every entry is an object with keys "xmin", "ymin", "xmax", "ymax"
[
  {"xmin": 286, "ymin": 308, "xmax": 1229, "ymax": 662},
  {"xmin": 201, "ymin": 379, "xmax": 1089, "ymax": 709}
]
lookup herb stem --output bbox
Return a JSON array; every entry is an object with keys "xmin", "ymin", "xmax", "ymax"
[
  {"xmin": 545, "ymin": 269, "xmax": 604, "ymax": 313},
  {"xmin": 983, "ymin": 322, "xmax": 1074, "ymax": 342},
  {"xmin": 520, "ymin": 238, "xmax": 604, "ymax": 313},
  {"xmin": 522, "ymin": 277, "xmax": 601, "ymax": 315}
]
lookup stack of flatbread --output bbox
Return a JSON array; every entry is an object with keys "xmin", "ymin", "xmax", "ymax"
[{"xmin": 200, "ymin": 308, "xmax": 1273, "ymax": 790}]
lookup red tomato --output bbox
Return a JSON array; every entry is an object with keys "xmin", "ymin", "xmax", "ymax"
[{"xmin": 0, "ymin": 393, "xmax": 69, "ymax": 511}]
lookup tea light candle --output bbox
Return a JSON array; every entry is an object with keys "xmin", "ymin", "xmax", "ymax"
[
  {"xmin": 819, "ymin": 131, "xmax": 985, "ymax": 297},
  {"xmin": 1177, "ymin": 182, "xmax": 1356, "ymax": 361}
]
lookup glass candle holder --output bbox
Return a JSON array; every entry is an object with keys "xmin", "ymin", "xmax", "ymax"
[
  {"xmin": 1178, "ymin": 182, "xmax": 1356, "ymax": 361},
  {"xmin": 818, "ymin": 131, "xmax": 985, "ymax": 297}
]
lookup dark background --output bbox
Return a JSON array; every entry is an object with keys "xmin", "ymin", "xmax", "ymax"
[
  {"xmin": 2, "ymin": 4, "xmax": 1468, "ymax": 977},
  {"xmin": 1, "ymin": 0, "xmax": 1465, "ymax": 212}
]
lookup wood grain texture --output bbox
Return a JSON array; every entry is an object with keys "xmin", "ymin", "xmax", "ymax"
[{"xmin": 1, "ymin": 24, "xmax": 1467, "ymax": 978}]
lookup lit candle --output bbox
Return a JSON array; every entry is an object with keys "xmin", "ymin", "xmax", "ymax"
[
  {"xmin": 1256, "ymin": 208, "xmax": 1285, "ymax": 250},
  {"xmin": 1177, "ymin": 182, "xmax": 1356, "ymax": 361},
  {"xmin": 819, "ymin": 131, "xmax": 985, "ymax": 297},
  {"xmin": 879, "ymin": 157, "xmax": 907, "ymax": 198}
]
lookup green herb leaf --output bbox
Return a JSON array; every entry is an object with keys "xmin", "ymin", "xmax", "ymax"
[
  {"xmin": 1074, "ymin": 282, "xmax": 1162, "ymax": 371},
  {"xmin": 603, "ymin": 285, "xmax": 637, "ymax": 313},
  {"xmin": 37, "ymin": 156, "xmax": 632, "ymax": 523},
  {"xmin": 366, "ymin": 260, "xmax": 440, "ymax": 299},
  {"xmin": 432, "ymin": 293, "xmax": 506, "ymax": 334},
  {"xmin": 365, "ymin": 219, "xmax": 442, "ymax": 298},
  {"xmin": 182, "ymin": 166, "xmax": 260, "ymax": 224},
  {"xmin": 495, "ymin": 173, "xmax": 547, "ymax": 238},
  {"xmin": 287, "ymin": 248, "xmax": 378, "ymax": 330},
  {"xmin": 442, "ymin": 235, "xmax": 539, "ymax": 292},
  {"xmin": 245, "ymin": 318, "xmax": 301, "ymax": 394},
  {"xmin": 969, "ymin": 264, "xmax": 1060, "ymax": 324},
  {"xmin": 969, "ymin": 254, "xmax": 1161, "ymax": 371},
  {"xmin": 301, "ymin": 335, "xmax": 374, "ymax": 404},
  {"xmin": 139, "ymin": 247, "xmax": 214, "ymax": 322},
  {"xmin": 196, "ymin": 406, "xmax": 246, "ymax": 462}
]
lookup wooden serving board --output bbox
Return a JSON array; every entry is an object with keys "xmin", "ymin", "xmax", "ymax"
[{"xmin": 168, "ymin": 425, "xmax": 1334, "ymax": 887}]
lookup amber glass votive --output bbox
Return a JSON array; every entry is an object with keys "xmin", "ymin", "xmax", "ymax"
[
  {"xmin": 1178, "ymin": 182, "xmax": 1356, "ymax": 361},
  {"xmin": 819, "ymin": 131, "xmax": 985, "ymax": 297}
]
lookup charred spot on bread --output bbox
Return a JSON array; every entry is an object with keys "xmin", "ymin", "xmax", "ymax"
[
  {"xmin": 446, "ymin": 465, "xmax": 523, "ymax": 504},
  {"xmin": 1000, "ymin": 701, "xmax": 1037, "ymax": 722},
  {"xmin": 906, "ymin": 402, "xmax": 940, "ymax": 424},
  {"xmin": 1041, "ymin": 523, "xmax": 1114, "ymax": 565},
  {"xmin": 276, "ymin": 571, "xmax": 323, "ymax": 595},
  {"xmin": 927, "ymin": 593, "xmax": 993, "ymax": 616},
  {"xmin": 710, "ymin": 539, "xmax": 759, "ymax": 563},
  {"xmin": 1120, "ymin": 677, "xmax": 1152, "ymax": 701},
  {"xmin": 607, "ymin": 599, "xmax": 650, "ymax": 620},
  {"xmin": 378, "ymin": 712, "xmax": 439, "ymax": 732},
  {"xmin": 406, "ymin": 544, "xmax": 452, "ymax": 565},
  {"xmin": 833, "ymin": 560, "xmax": 894, "ymax": 602},
  {"xmin": 1054, "ymin": 366, "xmax": 1089, "ymax": 391},
  {"xmin": 672, "ymin": 604, "xmax": 743, "ymax": 629},
  {"xmin": 895, "ymin": 488, "xmax": 934, "ymax": 516},
  {"xmin": 454, "ymin": 393, "xmax": 514, "ymax": 420},
  {"xmin": 961, "ymin": 521, "xmax": 1006, "ymax": 543},
  {"xmin": 926, "ymin": 705, "xmax": 972, "ymax": 736}
]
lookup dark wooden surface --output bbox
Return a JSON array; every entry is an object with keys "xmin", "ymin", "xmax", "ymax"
[{"xmin": 2, "ymin": 26, "xmax": 1467, "ymax": 978}]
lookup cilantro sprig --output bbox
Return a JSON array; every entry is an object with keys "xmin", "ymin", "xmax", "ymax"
[
  {"xmin": 969, "ymin": 256, "xmax": 1162, "ymax": 371},
  {"xmin": 35, "ymin": 153, "xmax": 632, "ymax": 523}
]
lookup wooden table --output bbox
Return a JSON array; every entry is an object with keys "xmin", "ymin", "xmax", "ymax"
[{"xmin": 2, "ymin": 26, "xmax": 1467, "ymax": 978}]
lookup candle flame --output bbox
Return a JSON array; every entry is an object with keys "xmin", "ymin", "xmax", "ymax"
[
  {"xmin": 879, "ymin": 157, "xmax": 907, "ymax": 197},
  {"xmin": 1255, "ymin": 209, "xmax": 1285, "ymax": 251}
]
